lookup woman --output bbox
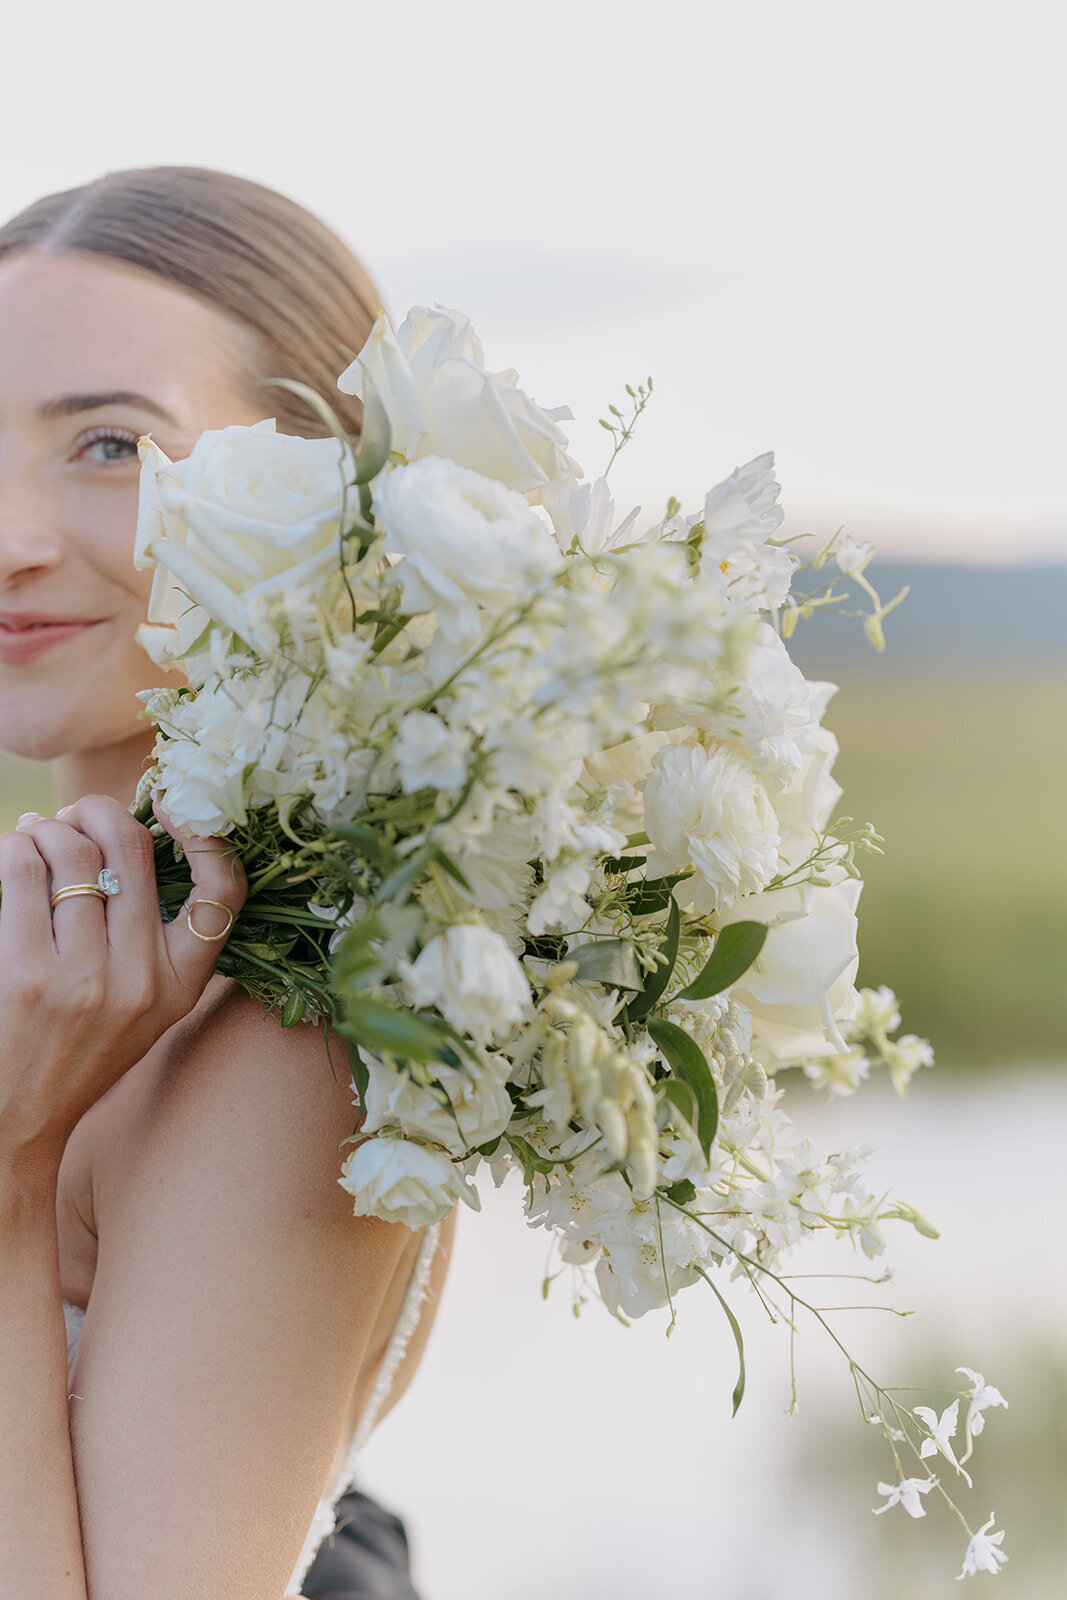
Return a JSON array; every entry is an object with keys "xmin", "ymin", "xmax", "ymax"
[{"xmin": 0, "ymin": 166, "xmax": 455, "ymax": 1599}]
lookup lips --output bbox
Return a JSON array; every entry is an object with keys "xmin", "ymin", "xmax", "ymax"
[{"xmin": 0, "ymin": 613, "xmax": 103, "ymax": 664}]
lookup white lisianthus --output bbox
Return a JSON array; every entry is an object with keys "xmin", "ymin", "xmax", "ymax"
[
  {"xmin": 701, "ymin": 452, "xmax": 795, "ymax": 609},
  {"xmin": 339, "ymin": 1136, "xmax": 479, "ymax": 1228},
  {"xmin": 722, "ymin": 624, "xmax": 820, "ymax": 790},
  {"xmin": 539, "ymin": 474, "xmax": 640, "ymax": 555},
  {"xmin": 135, "ymin": 423, "xmax": 353, "ymax": 662},
  {"xmin": 339, "ymin": 305, "xmax": 580, "ymax": 500},
  {"xmin": 399, "ymin": 924, "xmax": 533, "ymax": 1045},
  {"xmin": 835, "ymin": 533, "xmax": 875, "ymax": 576},
  {"xmin": 360, "ymin": 1055, "xmax": 514, "ymax": 1158},
  {"xmin": 643, "ymin": 741, "xmax": 780, "ymax": 912},
  {"xmin": 716, "ymin": 880, "xmax": 861, "ymax": 1060},
  {"xmin": 373, "ymin": 456, "xmax": 562, "ymax": 663},
  {"xmin": 393, "ymin": 710, "xmax": 471, "ymax": 793}
]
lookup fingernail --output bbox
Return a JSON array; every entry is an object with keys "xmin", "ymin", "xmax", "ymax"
[
  {"xmin": 56, "ymin": 805, "xmax": 71, "ymax": 819},
  {"xmin": 16, "ymin": 811, "xmax": 42, "ymax": 827}
]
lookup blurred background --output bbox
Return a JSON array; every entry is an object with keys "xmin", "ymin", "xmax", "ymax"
[{"xmin": 1, "ymin": 1, "xmax": 1064, "ymax": 1593}]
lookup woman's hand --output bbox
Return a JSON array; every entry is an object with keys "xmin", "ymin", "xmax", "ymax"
[{"xmin": 0, "ymin": 794, "xmax": 246, "ymax": 1178}]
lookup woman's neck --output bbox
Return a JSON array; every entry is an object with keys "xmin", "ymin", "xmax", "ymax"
[{"xmin": 54, "ymin": 728, "xmax": 157, "ymax": 809}]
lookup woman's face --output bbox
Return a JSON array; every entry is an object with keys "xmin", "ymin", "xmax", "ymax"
[{"xmin": 0, "ymin": 250, "xmax": 266, "ymax": 761}]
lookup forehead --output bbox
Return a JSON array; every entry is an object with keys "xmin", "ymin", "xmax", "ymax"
[{"xmin": 0, "ymin": 250, "xmax": 256, "ymax": 413}]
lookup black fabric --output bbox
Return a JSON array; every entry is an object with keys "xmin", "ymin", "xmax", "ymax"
[{"xmin": 300, "ymin": 1488, "xmax": 421, "ymax": 1600}]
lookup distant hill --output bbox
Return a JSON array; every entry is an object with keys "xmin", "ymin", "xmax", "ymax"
[{"xmin": 784, "ymin": 561, "xmax": 1067, "ymax": 675}]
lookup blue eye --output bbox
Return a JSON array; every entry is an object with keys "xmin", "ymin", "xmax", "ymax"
[{"xmin": 76, "ymin": 427, "xmax": 140, "ymax": 463}]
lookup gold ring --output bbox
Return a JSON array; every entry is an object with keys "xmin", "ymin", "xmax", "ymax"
[
  {"xmin": 186, "ymin": 899, "xmax": 235, "ymax": 943},
  {"xmin": 51, "ymin": 883, "xmax": 108, "ymax": 909}
]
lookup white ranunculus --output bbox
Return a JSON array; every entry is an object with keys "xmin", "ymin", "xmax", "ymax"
[
  {"xmin": 701, "ymin": 452, "xmax": 795, "ymax": 609},
  {"xmin": 339, "ymin": 1137, "xmax": 478, "ymax": 1229},
  {"xmin": 643, "ymin": 741, "xmax": 780, "ymax": 913},
  {"xmin": 338, "ymin": 305, "xmax": 581, "ymax": 501},
  {"xmin": 715, "ymin": 880, "xmax": 861, "ymax": 1060},
  {"xmin": 135, "ymin": 423, "xmax": 353, "ymax": 662},
  {"xmin": 373, "ymin": 455, "xmax": 562, "ymax": 662},
  {"xmin": 399, "ymin": 923, "xmax": 532, "ymax": 1045},
  {"xmin": 360, "ymin": 1055, "xmax": 514, "ymax": 1158}
]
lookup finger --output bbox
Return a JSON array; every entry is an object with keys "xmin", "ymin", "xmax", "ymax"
[
  {"xmin": 13, "ymin": 817, "xmax": 105, "ymax": 962},
  {"xmin": 0, "ymin": 829, "xmax": 56, "ymax": 963},
  {"xmin": 154, "ymin": 803, "xmax": 247, "ymax": 993},
  {"xmin": 52, "ymin": 795, "xmax": 161, "ymax": 953}
]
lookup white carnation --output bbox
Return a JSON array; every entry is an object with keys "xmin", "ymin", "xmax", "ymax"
[{"xmin": 643, "ymin": 741, "xmax": 780, "ymax": 912}]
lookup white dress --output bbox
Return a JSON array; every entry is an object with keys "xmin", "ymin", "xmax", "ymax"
[{"xmin": 62, "ymin": 1221, "xmax": 441, "ymax": 1597}]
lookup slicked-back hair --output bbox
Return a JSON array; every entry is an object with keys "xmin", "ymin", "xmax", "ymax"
[{"xmin": 0, "ymin": 166, "xmax": 382, "ymax": 440}]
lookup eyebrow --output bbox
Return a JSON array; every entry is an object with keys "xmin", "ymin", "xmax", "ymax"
[{"xmin": 35, "ymin": 390, "xmax": 180, "ymax": 427}]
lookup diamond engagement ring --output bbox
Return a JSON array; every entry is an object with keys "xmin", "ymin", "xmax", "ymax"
[{"xmin": 49, "ymin": 868, "xmax": 121, "ymax": 910}]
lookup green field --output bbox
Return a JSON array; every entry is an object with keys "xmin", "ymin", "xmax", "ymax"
[
  {"xmin": 823, "ymin": 664, "xmax": 1067, "ymax": 1068},
  {"xmin": 1, "ymin": 664, "xmax": 1063, "ymax": 1068}
]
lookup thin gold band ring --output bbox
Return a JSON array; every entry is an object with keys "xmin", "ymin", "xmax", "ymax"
[
  {"xmin": 51, "ymin": 883, "xmax": 107, "ymax": 909},
  {"xmin": 186, "ymin": 899, "xmax": 235, "ymax": 943}
]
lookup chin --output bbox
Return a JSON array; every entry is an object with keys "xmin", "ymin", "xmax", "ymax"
[{"xmin": 0, "ymin": 705, "xmax": 140, "ymax": 765}]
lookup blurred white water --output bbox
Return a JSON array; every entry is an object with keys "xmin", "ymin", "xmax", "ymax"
[
  {"xmin": 357, "ymin": 1068, "xmax": 1067, "ymax": 1599},
  {"xmin": 361, "ymin": 1062, "xmax": 1067, "ymax": 1600}
]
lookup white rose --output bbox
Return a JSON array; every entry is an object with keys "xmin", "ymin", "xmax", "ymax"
[
  {"xmin": 338, "ymin": 1136, "xmax": 478, "ymax": 1228},
  {"xmin": 643, "ymin": 741, "xmax": 780, "ymax": 912},
  {"xmin": 360, "ymin": 1055, "xmax": 514, "ymax": 1157},
  {"xmin": 373, "ymin": 455, "xmax": 562, "ymax": 663},
  {"xmin": 338, "ymin": 305, "xmax": 581, "ymax": 501},
  {"xmin": 135, "ymin": 422, "xmax": 353, "ymax": 662},
  {"xmin": 399, "ymin": 923, "xmax": 532, "ymax": 1045}
]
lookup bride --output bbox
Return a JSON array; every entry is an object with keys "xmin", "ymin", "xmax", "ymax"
[{"xmin": 0, "ymin": 166, "xmax": 455, "ymax": 1599}]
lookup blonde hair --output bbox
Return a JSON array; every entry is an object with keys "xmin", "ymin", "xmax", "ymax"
[{"xmin": 0, "ymin": 165, "xmax": 382, "ymax": 439}]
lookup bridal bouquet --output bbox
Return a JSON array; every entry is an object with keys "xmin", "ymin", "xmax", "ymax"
[{"xmin": 133, "ymin": 305, "xmax": 1007, "ymax": 1579}]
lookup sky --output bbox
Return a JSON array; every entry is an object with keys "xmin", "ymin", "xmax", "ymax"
[{"xmin": 2, "ymin": 0, "xmax": 1064, "ymax": 563}]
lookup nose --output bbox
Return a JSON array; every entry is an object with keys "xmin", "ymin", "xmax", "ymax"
[{"xmin": 0, "ymin": 458, "xmax": 65, "ymax": 589}]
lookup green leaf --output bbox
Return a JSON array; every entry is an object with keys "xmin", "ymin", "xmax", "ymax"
[
  {"xmin": 624, "ymin": 897, "xmax": 681, "ymax": 1023},
  {"xmin": 663, "ymin": 1179, "xmax": 696, "ymax": 1205},
  {"xmin": 507, "ymin": 1135, "xmax": 557, "ymax": 1185},
  {"xmin": 601, "ymin": 854, "xmax": 647, "ymax": 874},
  {"xmin": 623, "ymin": 871, "xmax": 693, "ymax": 918},
  {"xmin": 568, "ymin": 938, "xmax": 642, "ymax": 990},
  {"xmin": 280, "ymin": 988, "xmax": 307, "ymax": 1028},
  {"xmin": 326, "ymin": 821, "xmax": 391, "ymax": 863},
  {"xmin": 344, "ymin": 1034, "xmax": 371, "ymax": 1113},
  {"xmin": 354, "ymin": 378, "xmax": 392, "ymax": 486},
  {"xmin": 696, "ymin": 1266, "xmax": 747, "ymax": 1416},
  {"xmin": 675, "ymin": 922, "xmax": 767, "ymax": 1001},
  {"xmin": 341, "ymin": 997, "xmax": 452, "ymax": 1064},
  {"xmin": 647, "ymin": 1018, "xmax": 719, "ymax": 1158},
  {"xmin": 658, "ymin": 1077, "xmax": 698, "ymax": 1129}
]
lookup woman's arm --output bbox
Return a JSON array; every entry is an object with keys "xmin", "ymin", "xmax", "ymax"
[
  {"xmin": 73, "ymin": 987, "xmax": 417, "ymax": 1600},
  {"xmin": 0, "ymin": 798, "xmax": 429, "ymax": 1598},
  {"xmin": 0, "ymin": 1164, "xmax": 89, "ymax": 1596}
]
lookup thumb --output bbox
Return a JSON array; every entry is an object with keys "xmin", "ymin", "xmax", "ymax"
[{"xmin": 154, "ymin": 800, "xmax": 248, "ymax": 991}]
